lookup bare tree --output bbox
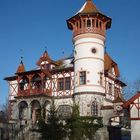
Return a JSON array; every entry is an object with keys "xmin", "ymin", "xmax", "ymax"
[
  {"xmin": 0, "ymin": 98, "xmax": 9, "ymax": 122},
  {"xmin": 123, "ymin": 77, "xmax": 140, "ymax": 99}
]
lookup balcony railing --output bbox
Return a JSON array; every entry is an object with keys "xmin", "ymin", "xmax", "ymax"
[{"xmin": 18, "ymin": 88, "xmax": 52, "ymax": 97}]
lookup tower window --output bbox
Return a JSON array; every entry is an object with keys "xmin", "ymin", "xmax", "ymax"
[
  {"xmin": 76, "ymin": 22, "xmax": 79, "ymax": 28},
  {"xmin": 92, "ymin": 19, "xmax": 95, "ymax": 27},
  {"xmin": 79, "ymin": 71, "xmax": 86, "ymax": 85},
  {"xmin": 99, "ymin": 21, "xmax": 102, "ymax": 28},
  {"xmin": 91, "ymin": 48, "xmax": 97, "ymax": 54},
  {"xmin": 100, "ymin": 72, "xmax": 103, "ymax": 86},
  {"xmin": 87, "ymin": 19, "xmax": 91, "ymax": 27},
  {"xmin": 91, "ymin": 101, "xmax": 98, "ymax": 116},
  {"xmin": 96, "ymin": 20, "xmax": 98, "ymax": 28},
  {"xmin": 83, "ymin": 19, "xmax": 86, "ymax": 27}
]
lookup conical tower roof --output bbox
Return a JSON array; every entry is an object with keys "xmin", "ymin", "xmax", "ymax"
[
  {"xmin": 16, "ymin": 60, "xmax": 25, "ymax": 73},
  {"xmin": 67, "ymin": 0, "xmax": 111, "ymax": 30},
  {"xmin": 77, "ymin": 0, "xmax": 100, "ymax": 14}
]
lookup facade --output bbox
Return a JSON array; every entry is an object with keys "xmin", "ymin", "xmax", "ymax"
[
  {"xmin": 4, "ymin": 0, "xmax": 126, "ymax": 139},
  {"xmin": 123, "ymin": 91, "xmax": 140, "ymax": 140}
]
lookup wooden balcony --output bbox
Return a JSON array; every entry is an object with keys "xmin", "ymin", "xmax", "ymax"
[{"xmin": 18, "ymin": 88, "xmax": 52, "ymax": 97}]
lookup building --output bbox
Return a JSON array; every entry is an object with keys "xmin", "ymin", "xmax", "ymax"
[
  {"xmin": 123, "ymin": 91, "xmax": 140, "ymax": 140},
  {"xmin": 4, "ymin": 0, "xmax": 126, "ymax": 139}
]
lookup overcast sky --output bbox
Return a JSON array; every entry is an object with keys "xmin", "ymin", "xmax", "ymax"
[{"xmin": 0, "ymin": 0, "xmax": 140, "ymax": 104}]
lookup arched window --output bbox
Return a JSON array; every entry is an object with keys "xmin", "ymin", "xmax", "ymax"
[
  {"xmin": 31, "ymin": 74, "xmax": 42, "ymax": 89},
  {"xmin": 18, "ymin": 101, "xmax": 28, "ymax": 127},
  {"xmin": 18, "ymin": 101, "xmax": 28, "ymax": 120},
  {"xmin": 31, "ymin": 100, "xmax": 41, "ymax": 124},
  {"xmin": 19, "ymin": 76, "xmax": 29, "ymax": 91},
  {"xmin": 91, "ymin": 101, "xmax": 98, "ymax": 116},
  {"xmin": 58, "ymin": 105, "xmax": 71, "ymax": 118}
]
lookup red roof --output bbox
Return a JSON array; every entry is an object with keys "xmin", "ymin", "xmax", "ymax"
[
  {"xmin": 113, "ymin": 95, "xmax": 125, "ymax": 103},
  {"xmin": 67, "ymin": 0, "xmax": 112, "ymax": 30},
  {"xmin": 78, "ymin": 0, "xmax": 100, "ymax": 14},
  {"xmin": 36, "ymin": 50, "xmax": 57, "ymax": 66},
  {"xmin": 16, "ymin": 61, "xmax": 25, "ymax": 73},
  {"xmin": 123, "ymin": 91, "xmax": 140, "ymax": 108}
]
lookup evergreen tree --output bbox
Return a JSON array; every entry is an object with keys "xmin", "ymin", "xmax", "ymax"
[
  {"xmin": 66, "ymin": 103, "xmax": 103, "ymax": 140},
  {"xmin": 38, "ymin": 99, "xmax": 66, "ymax": 140},
  {"xmin": 66, "ymin": 104, "xmax": 84, "ymax": 140}
]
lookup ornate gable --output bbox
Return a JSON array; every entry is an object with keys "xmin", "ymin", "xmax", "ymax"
[{"xmin": 36, "ymin": 51, "xmax": 57, "ymax": 69}]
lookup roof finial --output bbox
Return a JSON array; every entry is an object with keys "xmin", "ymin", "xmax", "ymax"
[{"xmin": 20, "ymin": 49, "xmax": 24, "ymax": 63}]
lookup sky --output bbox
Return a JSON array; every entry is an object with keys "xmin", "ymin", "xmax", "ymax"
[{"xmin": 0, "ymin": 0, "xmax": 140, "ymax": 105}]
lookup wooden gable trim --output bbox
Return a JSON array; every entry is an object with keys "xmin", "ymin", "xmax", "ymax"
[
  {"xmin": 123, "ymin": 92, "xmax": 140, "ymax": 108},
  {"xmin": 4, "ymin": 76, "xmax": 17, "ymax": 81}
]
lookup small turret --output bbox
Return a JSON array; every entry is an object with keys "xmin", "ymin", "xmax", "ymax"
[
  {"xmin": 67, "ymin": 0, "xmax": 111, "ymax": 37},
  {"xmin": 36, "ymin": 50, "xmax": 57, "ymax": 70},
  {"xmin": 16, "ymin": 59, "xmax": 25, "ymax": 73}
]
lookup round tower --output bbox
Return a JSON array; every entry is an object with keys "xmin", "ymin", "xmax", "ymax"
[{"xmin": 67, "ymin": 0, "xmax": 111, "ymax": 116}]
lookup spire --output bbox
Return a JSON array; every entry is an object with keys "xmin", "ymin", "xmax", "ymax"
[
  {"xmin": 77, "ymin": 0, "xmax": 100, "ymax": 15},
  {"xmin": 16, "ymin": 57, "xmax": 25, "ymax": 73},
  {"xmin": 36, "ymin": 50, "xmax": 53, "ymax": 66},
  {"xmin": 67, "ymin": 0, "xmax": 111, "ymax": 31}
]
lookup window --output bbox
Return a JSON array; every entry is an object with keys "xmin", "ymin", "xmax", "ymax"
[
  {"xmin": 65, "ymin": 77, "xmax": 71, "ymax": 90},
  {"xmin": 96, "ymin": 20, "xmax": 98, "ymax": 28},
  {"xmin": 83, "ymin": 19, "xmax": 86, "ymax": 27},
  {"xmin": 79, "ymin": 71, "xmax": 86, "ymax": 85},
  {"xmin": 58, "ymin": 78, "xmax": 64, "ymax": 91},
  {"xmin": 58, "ymin": 77, "xmax": 71, "ymax": 91},
  {"xmin": 87, "ymin": 19, "xmax": 91, "ymax": 27},
  {"xmin": 100, "ymin": 72, "xmax": 103, "ymax": 86},
  {"xmin": 108, "ymin": 82, "xmax": 112, "ymax": 94},
  {"xmin": 58, "ymin": 105, "xmax": 71, "ymax": 118},
  {"xmin": 99, "ymin": 21, "xmax": 102, "ymax": 28},
  {"xmin": 91, "ymin": 101, "xmax": 98, "ymax": 116},
  {"xmin": 19, "ymin": 77, "xmax": 29, "ymax": 91},
  {"xmin": 114, "ymin": 87, "xmax": 120, "ymax": 97},
  {"xmin": 92, "ymin": 19, "xmax": 95, "ymax": 27},
  {"xmin": 91, "ymin": 48, "xmax": 97, "ymax": 54},
  {"xmin": 31, "ymin": 75, "xmax": 42, "ymax": 89}
]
